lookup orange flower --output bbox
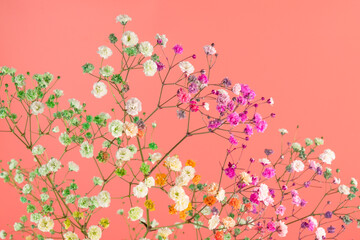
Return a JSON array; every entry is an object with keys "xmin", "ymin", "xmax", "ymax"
[
  {"xmin": 168, "ymin": 204, "xmax": 177, "ymax": 215},
  {"xmin": 155, "ymin": 173, "xmax": 167, "ymax": 186},
  {"xmin": 192, "ymin": 174, "xmax": 201, "ymax": 184},
  {"xmin": 215, "ymin": 231, "xmax": 224, "ymax": 240},
  {"xmin": 204, "ymin": 196, "xmax": 217, "ymax": 206},
  {"xmin": 185, "ymin": 159, "xmax": 196, "ymax": 167},
  {"xmin": 179, "ymin": 210, "xmax": 187, "ymax": 220},
  {"xmin": 137, "ymin": 129, "xmax": 145, "ymax": 138},
  {"xmin": 229, "ymin": 198, "xmax": 241, "ymax": 210},
  {"xmin": 245, "ymin": 202, "xmax": 253, "ymax": 212}
]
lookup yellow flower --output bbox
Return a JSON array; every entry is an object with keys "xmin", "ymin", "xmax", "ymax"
[
  {"xmin": 72, "ymin": 211, "xmax": 84, "ymax": 220},
  {"xmin": 25, "ymin": 236, "xmax": 33, "ymax": 240},
  {"xmin": 179, "ymin": 210, "xmax": 187, "ymax": 220},
  {"xmin": 99, "ymin": 218, "xmax": 110, "ymax": 228},
  {"xmin": 144, "ymin": 199, "xmax": 155, "ymax": 211},
  {"xmin": 192, "ymin": 174, "xmax": 201, "ymax": 184},
  {"xmin": 184, "ymin": 202, "xmax": 192, "ymax": 212},
  {"xmin": 185, "ymin": 159, "xmax": 196, "ymax": 167},
  {"xmin": 63, "ymin": 218, "xmax": 71, "ymax": 229},
  {"xmin": 155, "ymin": 173, "xmax": 167, "ymax": 186}
]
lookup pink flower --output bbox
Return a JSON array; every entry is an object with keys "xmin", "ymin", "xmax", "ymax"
[
  {"xmin": 262, "ymin": 167, "xmax": 276, "ymax": 179},
  {"xmin": 189, "ymin": 101, "xmax": 199, "ymax": 112},
  {"xmin": 172, "ymin": 44, "xmax": 183, "ymax": 54},
  {"xmin": 292, "ymin": 195, "xmax": 302, "ymax": 206},
  {"xmin": 227, "ymin": 112, "xmax": 240, "ymax": 126},
  {"xmin": 267, "ymin": 221, "xmax": 277, "ymax": 232},
  {"xmin": 276, "ymin": 205, "xmax": 286, "ymax": 216},
  {"xmin": 177, "ymin": 88, "xmax": 191, "ymax": 103},
  {"xmin": 255, "ymin": 120, "xmax": 268, "ymax": 133},
  {"xmin": 232, "ymin": 83, "xmax": 242, "ymax": 95},
  {"xmin": 307, "ymin": 216, "xmax": 318, "ymax": 231},
  {"xmin": 244, "ymin": 124, "xmax": 253, "ymax": 136},
  {"xmin": 216, "ymin": 89, "xmax": 230, "ymax": 106},
  {"xmin": 198, "ymin": 74, "xmax": 208, "ymax": 84}
]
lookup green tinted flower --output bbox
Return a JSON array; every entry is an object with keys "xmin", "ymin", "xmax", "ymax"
[{"xmin": 82, "ymin": 63, "xmax": 95, "ymax": 73}]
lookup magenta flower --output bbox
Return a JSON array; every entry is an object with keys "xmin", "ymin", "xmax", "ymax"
[
  {"xmin": 267, "ymin": 221, "xmax": 277, "ymax": 232},
  {"xmin": 262, "ymin": 167, "xmax": 276, "ymax": 179},
  {"xmin": 224, "ymin": 162, "xmax": 236, "ymax": 179},
  {"xmin": 229, "ymin": 135, "xmax": 238, "ymax": 145},
  {"xmin": 156, "ymin": 61, "xmax": 165, "ymax": 71},
  {"xmin": 244, "ymin": 124, "xmax": 253, "ymax": 136},
  {"xmin": 250, "ymin": 192, "xmax": 260, "ymax": 204},
  {"xmin": 227, "ymin": 112, "xmax": 240, "ymax": 126},
  {"xmin": 237, "ymin": 96, "xmax": 247, "ymax": 105},
  {"xmin": 189, "ymin": 101, "xmax": 199, "ymax": 112},
  {"xmin": 239, "ymin": 112, "xmax": 247, "ymax": 122},
  {"xmin": 198, "ymin": 73, "xmax": 208, "ymax": 84},
  {"xmin": 253, "ymin": 113, "xmax": 262, "ymax": 123},
  {"xmin": 255, "ymin": 120, "xmax": 268, "ymax": 133},
  {"xmin": 188, "ymin": 82, "xmax": 199, "ymax": 94},
  {"xmin": 172, "ymin": 44, "xmax": 183, "ymax": 54},
  {"xmin": 208, "ymin": 119, "xmax": 221, "ymax": 130}
]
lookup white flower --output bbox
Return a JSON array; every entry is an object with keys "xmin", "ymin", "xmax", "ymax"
[
  {"xmin": 157, "ymin": 227, "xmax": 172, "ymax": 239},
  {"xmin": 97, "ymin": 190, "xmax": 111, "ymax": 208},
  {"xmin": 351, "ymin": 178, "xmax": 358, "ymax": 187},
  {"xmin": 22, "ymin": 184, "xmax": 33, "ymax": 194},
  {"xmin": 80, "ymin": 141, "xmax": 94, "ymax": 158},
  {"xmin": 143, "ymin": 59, "xmax": 157, "ymax": 76},
  {"xmin": 52, "ymin": 126, "xmax": 59, "ymax": 133},
  {"xmin": 30, "ymin": 101, "xmax": 45, "ymax": 115},
  {"xmin": 133, "ymin": 182, "xmax": 148, "ymax": 198},
  {"xmin": 144, "ymin": 177, "xmax": 155, "ymax": 188},
  {"xmin": 258, "ymin": 183, "xmax": 269, "ymax": 201},
  {"xmin": 208, "ymin": 215, "xmax": 220, "ymax": 230},
  {"xmin": 116, "ymin": 14, "xmax": 131, "ymax": 25},
  {"xmin": 87, "ymin": 225, "xmax": 102, "ymax": 240},
  {"xmin": 232, "ymin": 83, "xmax": 242, "ymax": 95},
  {"xmin": 126, "ymin": 97, "xmax": 142, "ymax": 116},
  {"xmin": 181, "ymin": 166, "xmax": 195, "ymax": 179},
  {"xmin": 203, "ymin": 45, "xmax": 216, "ymax": 55},
  {"xmin": 319, "ymin": 149, "xmax": 335, "ymax": 164},
  {"xmin": 291, "ymin": 160, "xmax": 305, "ymax": 172},
  {"xmin": 97, "ymin": 46, "xmax": 113, "ymax": 59},
  {"xmin": 203, "ymin": 102, "xmax": 209, "ymax": 111},
  {"xmin": 338, "ymin": 185, "xmax": 350, "ymax": 195},
  {"xmin": 174, "ymin": 195, "xmax": 190, "ymax": 211},
  {"xmin": 269, "ymin": 97, "xmax": 274, "ymax": 105},
  {"xmin": 168, "ymin": 186, "xmax": 185, "ymax": 201},
  {"xmin": 139, "ymin": 41, "xmax": 153, "ymax": 57},
  {"xmin": 59, "ymin": 132, "xmax": 71, "ymax": 146},
  {"xmin": 179, "ymin": 61, "xmax": 194, "ymax": 74},
  {"xmin": 155, "ymin": 34, "xmax": 168, "ymax": 47},
  {"xmin": 47, "ymin": 158, "xmax": 61, "ymax": 172},
  {"xmin": 151, "ymin": 219, "xmax": 159, "ymax": 228},
  {"xmin": 175, "ymin": 174, "xmax": 191, "ymax": 187},
  {"xmin": 259, "ymin": 158, "xmax": 271, "ymax": 165},
  {"xmin": 68, "ymin": 161, "xmax": 79, "ymax": 172},
  {"xmin": 333, "ymin": 177, "xmax": 341, "ymax": 184},
  {"xmin": 32, "ymin": 145, "xmax": 45, "ymax": 155},
  {"xmin": 121, "ymin": 31, "xmax": 138, "ymax": 47},
  {"xmin": 124, "ymin": 121, "xmax": 138, "ymax": 138},
  {"xmin": 63, "ymin": 231, "xmax": 79, "ymax": 240},
  {"xmin": 108, "ymin": 120, "xmax": 124, "ymax": 138},
  {"xmin": 116, "ymin": 148, "xmax": 132, "ymax": 161},
  {"xmin": 128, "ymin": 206, "xmax": 143, "ymax": 221},
  {"xmin": 37, "ymin": 216, "xmax": 54, "ymax": 232},
  {"xmin": 315, "ymin": 227, "xmax": 326, "ymax": 240},
  {"xmin": 0, "ymin": 230, "xmax": 7, "ymax": 239},
  {"xmin": 149, "ymin": 152, "xmax": 162, "ymax": 164},
  {"xmin": 165, "ymin": 155, "xmax": 182, "ymax": 172},
  {"xmin": 278, "ymin": 128, "xmax": 288, "ymax": 135},
  {"xmin": 201, "ymin": 206, "xmax": 212, "ymax": 215},
  {"xmin": 68, "ymin": 98, "xmax": 82, "ymax": 110},
  {"xmin": 99, "ymin": 65, "xmax": 114, "ymax": 77},
  {"xmin": 91, "ymin": 82, "xmax": 107, "ymax": 98},
  {"xmin": 216, "ymin": 188, "xmax": 226, "ymax": 202}
]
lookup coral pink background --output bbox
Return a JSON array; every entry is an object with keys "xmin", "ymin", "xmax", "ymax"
[{"xmin": 1, "ymin": 0, "xmax": 360, "ymax": 239}]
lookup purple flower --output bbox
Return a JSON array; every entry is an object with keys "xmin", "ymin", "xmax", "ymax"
[
  {"xmin": 225, "ymin": 162, "xmax": 236, "ymax": 179},
  {"xmin": 188, "ymin": 82, "xmax": 199, "ymax": 94},
  {"xmin": 269, "ymin": 188, "xmax": 275, "ymax": 198},
  {"xmin": 316, "ymin": 167, "xmax": 323, "ymax": 175},
  {"xmin": 227, "ymin": 101, "xmax": 235, "ymax": 112},
  {"xmin": 208, "ymin": 119, "xmax": 221, "ymax": 130},
  {"xmin": 327, "ymin": 225, "xmax": 336, "ymax": 233},
  {"xmin": 300, "ymin": 199, "xmax": 307, "ymax": 207},
  {"xmin": 177, "ymin": 110, "xmax": 186, "ymax": 119},
  {"xmin": 211, "ymin": 207, "xmax": 219, "ymax": 215},
  {"xmin": 262, "ymin": 167, "xmax": 276, "ymax": 179},
  {"xmin": 304, "ymin": 181, "xmax": 311, "ymax": 188},
  {"xmin": 156, "ymin": 61, "xmax": 165, "ymax": 71},
  {"xmin": 172, "ymin": 44, "xmax": 183, "ymax": 54},
  {"xmin": 264, "ymin": 149, "xmax": 274, "ymax": 156},
  {"xmin": 255, "ymin": 120, "xmax": 268, "ymax": 133},
  {"xmin": 301, "ymin": 222, "xmax": 309, "ymax": 229},
  {"xmin": 221, "ymin": 77, "xmax": 232, "ymax": 87},
  {"xmin": 324, "ymin": 211, "xmax": 333, "ymax": 218},
  {"xmin": 216, "ymin": 104, "xmax": 226, "ymax": 113},
  {"xmin": 227, "ymin": 112, "xmax": 240, "ymax": 126},
  {"xmin": 244, "ymin": 124, "xmax": 253, "ymax": 136},
  {"xmin": 229, "ymin": 135, "xmax": 238, "ymax": 145}
]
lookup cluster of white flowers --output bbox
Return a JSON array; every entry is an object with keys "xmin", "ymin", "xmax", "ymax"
[
  {"xmin": 125, "ymin": 97, "xmax": 142, "ymax": 116},
  {"xmin": 143, "ymin": 59, "xmax": 157, "ymax": 76},
  {"xmin": 208, "ymin": 215, "xmax": 220, "ymax": 230},
  {"xmin": 149, "ymin": 152, "xmax": 162, "ymax": 164},
  {"xmin": 30, "ymin": 101, "xmax": 45, "ymax": 115},
  {"xmin": 155, "ymin": 34, "xmax": 168, "ymax": 47},
  {"xmin": 319, "ymin": 149, "xmax": 335, "ymax": 164},
  {"xmin": 63, "ymin": 231, "xmax": 79, "ymax": 240},
  {"xmin": 97, "ymin": 46, "xmax": 113, "ymax": 59},
  {"xmin": 37, "ymin": 216, "xmax": 54, "ymax": 232},
  {"xmin": 165, "ymin": 155, "xmax": 182, "ymax": 172},
  {"xmin": 122, "ymin": 31, "xmax": 138, "ymax": 47},
  {"xmin": 92, "ymin": 82, "xmax": 108, "ymax": 98},
  {"xmin": 203, "ymin": 45, "xmax": 216, "ymax": 55},
  {"xmin": 128, "ymin": 206, "xmax": 143, "ymax": 221},
  {"xmin": 168, "ymin": 186, "xmax": 190, "ymax": 211},
  {"xmin": 179, "ymin": 61, "xmax": 194, "ymax": 74},
  {"xmin": 97, "ymin": 190, "xmax": 111, "ymax": 208},
  {"xmin": 87, "ymin": 225, "xmax": 102, "ymax": 240},
  {"xmin": 139, "ymin": 41, "xmax": 153, "ymax": 57},
  {"xmin": 156, "ymin": 227, "xmax": 172, "ymax": 239},
  {"xmin": 47, "ymin": 157, "xmax": 62, "ymax": 172},
  {"xmin": 291, "ymin": 160, "xmax": 305, "ymax": 172},
  {"xmin": 116, "ymin": 14, "xmax": 132, "ymax": 25},
  {"xmin": 80, "ymin": 141, "xmax": 94, "ymax": 158},
  {"xmin": 68, "ymin": 161, "xmax": 79, "ymax": 172}
]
